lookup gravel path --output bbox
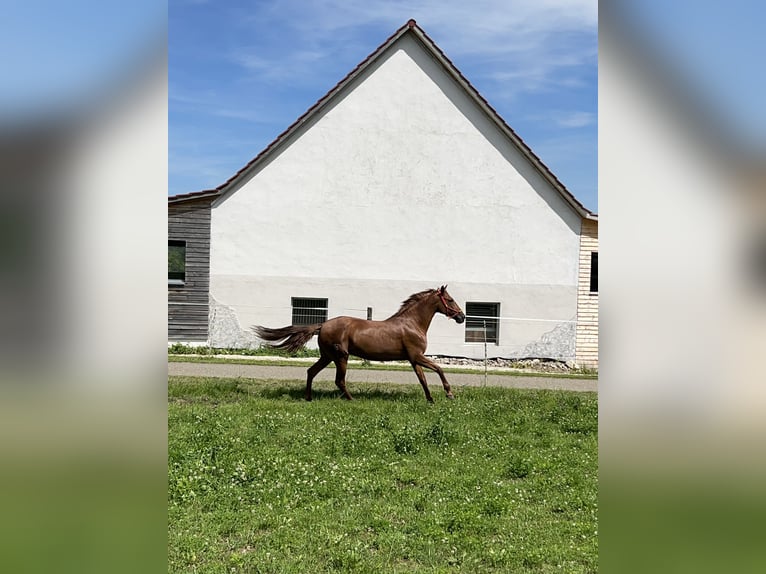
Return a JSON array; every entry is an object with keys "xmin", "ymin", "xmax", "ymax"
[{"xmin": 168, "ymin": 362, "xmax": 597, "ymax": 393}]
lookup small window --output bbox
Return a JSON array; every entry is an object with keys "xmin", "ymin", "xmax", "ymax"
[
  {"xmin": 465, "ymin": 302, "xmax": 500, "ymax": 344},
  {"xmin": 590, "ymin": 252, "xmax": 598, "ymax": 293},
  {"xmin": 291, "ymin": 297, "xmax": 328, "ymax": 326},
  {"xmin": 168, "ymin": 240, "xmax": 186, "ymax": 284}
]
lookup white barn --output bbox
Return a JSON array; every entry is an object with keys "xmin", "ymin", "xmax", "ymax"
[{"xmin": 168, "ymin": 20, "xmax": 598, "ymax": 366}]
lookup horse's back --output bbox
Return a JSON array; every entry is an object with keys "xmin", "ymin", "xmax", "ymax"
[
  {"xmin": 318, "ymin": 316, "xmax": 374, "ymax": 341},
  {"xmin": 318, "ymin": 316, "xmax": 411, "ymax": 361}
]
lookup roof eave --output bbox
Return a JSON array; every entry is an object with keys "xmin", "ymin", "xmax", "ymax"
[
  {"xmin": 168, "ymin": 189, "xmax": 221, "ymax": 204},
  {"xmin": 196, "ymin": 19, "xmax": 594, "ymax": 218},
  {"xmin": 211, "ymin": 22, "xmax": 415, "ymax": 206},
  {"xmin": 406, "ymin": 24, "xmax": 595, "ymax": 220}
]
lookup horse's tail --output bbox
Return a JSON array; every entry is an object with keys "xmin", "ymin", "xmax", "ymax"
[{"xmin": 252, "ymin": 323, "xmax": 322, "ymax": 353}]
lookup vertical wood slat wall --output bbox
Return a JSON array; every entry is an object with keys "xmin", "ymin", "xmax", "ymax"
[
  {"xmin": 168, "ymin": 198, "xmax": 212, "ymax": 341},
  {"xmin": 575, "ymin": 218, "xmax": 598, "ymax": 367}
]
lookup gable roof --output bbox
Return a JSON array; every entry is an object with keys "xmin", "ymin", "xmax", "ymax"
[
  {"xmin": 169, "ymin": 19, "xmax": 596, "ymax": 219},
  {"xmin": 167, "ymin": 188, "xmax": 222, "ymax": 204}
]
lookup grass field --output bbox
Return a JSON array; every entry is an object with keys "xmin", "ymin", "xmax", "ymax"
[{"xmin": 168, "ymin": 377, "xmax": 598, "ymax": 573}]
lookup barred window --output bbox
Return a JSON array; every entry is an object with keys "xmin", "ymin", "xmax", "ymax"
[
  {"xmin": 465, "ymin": 302, "xmax": 500, "ymax": 344},
  {"xmin": 291, "ymin": 297, "xmax": 328, "ymax": 326},
  {"xmin": 168, "ymin": 240, "xmax": 186, "ymax": 283}
]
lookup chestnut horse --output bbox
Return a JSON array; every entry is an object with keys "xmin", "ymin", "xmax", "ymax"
[{"xmin": 253, "ymin": 286, "xmax": 465, "ymax": 402}]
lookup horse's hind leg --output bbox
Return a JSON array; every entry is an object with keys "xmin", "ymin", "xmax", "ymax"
[
  {"xmin": 306, "ymin": 354, "xmax": 331, "ymax": 401},
  {"xmin": 333, "ymin": 352, "xmax": 353, "ymax": 400}
]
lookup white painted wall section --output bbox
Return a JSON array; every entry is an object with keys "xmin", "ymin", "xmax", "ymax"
[{"xmin": 209, "ymin": 34, "xmax": 581, "ymax": 359}]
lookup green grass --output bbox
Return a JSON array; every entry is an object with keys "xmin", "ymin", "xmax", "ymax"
[
  {"xmin": 168, "ymin": 342, "xmax": 321, "ymax": 358},
  {"xmin": 168, "ymin": 377, "xmax": 598, "ymax": 573}
]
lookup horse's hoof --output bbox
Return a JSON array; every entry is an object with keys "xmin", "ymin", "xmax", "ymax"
[{"xmin": 446, "ymin": 394, "xmax": 455, "ymax": 400}]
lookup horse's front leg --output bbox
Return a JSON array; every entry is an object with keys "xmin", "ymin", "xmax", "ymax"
[
  {"xmin": 413, "ymin": 356, "xmax": 454, "ymax": 399},
  {"xmin": 409, "ymin": 362, "xmax": 434, "ymax": 403}
]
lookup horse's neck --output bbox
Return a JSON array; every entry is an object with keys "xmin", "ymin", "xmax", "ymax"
[{"xmin": 407, "ymin": 298, "xmax": 438, "ymax": 332}]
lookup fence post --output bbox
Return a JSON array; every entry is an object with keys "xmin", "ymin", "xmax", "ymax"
[
  {"xmin": 367, "ymin": 307, "xmax": 372, "ymax": 321},
  {"xmin": 483, "ymin": 319, "xmax": 488, "ymax": 387}
]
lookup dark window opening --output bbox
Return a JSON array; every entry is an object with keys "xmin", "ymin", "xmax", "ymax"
[
  {"xmin": 291, "ymin": 297, "xmax": 328, "ymax": 326},
  {"xmin": 465, "ymin": 302, "xmax": 500, "ymax": 344},
  {"xmin": 590, "ymin": 252, "xmax": 598, "ymax": 293},
  {"xmin": 168, "ymin": 240, "xmax": 186, "ymax": 283}
]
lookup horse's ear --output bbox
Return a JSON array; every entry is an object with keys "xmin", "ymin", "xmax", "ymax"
[{"xmin": 439, "ymin": 285, "xmax": 447, "ymax": 293}]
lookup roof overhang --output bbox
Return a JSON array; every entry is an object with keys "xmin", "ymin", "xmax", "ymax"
[{"xmin": 169, "ymin": 20, "xmax": 596, "ymax": 219}]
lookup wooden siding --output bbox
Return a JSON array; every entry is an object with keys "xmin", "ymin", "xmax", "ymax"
[
  {"xmin": 168, "ymin": 198, "xmax": 211, "ymax": 341},
  {"xmin": 575, "ymin": 218, "xmax": 599, "ymax": 367}
]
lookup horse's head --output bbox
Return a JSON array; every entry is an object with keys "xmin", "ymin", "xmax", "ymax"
[{"xmin": 436, "ymin": 285, "xmax": 465, "ymax": 324}]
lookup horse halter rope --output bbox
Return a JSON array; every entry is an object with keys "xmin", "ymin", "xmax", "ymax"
[{"xmin": 438, "ymin": 292, "xmax": 462, "ymax": 319}]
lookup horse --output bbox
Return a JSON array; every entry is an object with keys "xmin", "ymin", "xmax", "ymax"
[{"xmin": 253, "ymin": 285, "xmax": 466, "ymax": 402}]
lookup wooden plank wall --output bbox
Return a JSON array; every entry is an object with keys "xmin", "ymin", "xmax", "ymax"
[
  {"xmin": 168, "ymin": 198, "xmax": 211, "ymax": 341},
  {"xmin": 575, "ymin": 218, "xmax": 598, "ymax": 367}
]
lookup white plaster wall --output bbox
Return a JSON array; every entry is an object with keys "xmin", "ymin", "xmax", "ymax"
[
  {"xmin": 209, "ymin": 277, "xmax": 575, "ymax": 360},
  {"xmin": 209, "ymin": 35, "xmax": 581, "ymax": 359}
]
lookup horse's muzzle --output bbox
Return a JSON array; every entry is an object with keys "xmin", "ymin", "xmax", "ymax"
[{"xmin": 454, "ymin": 313, "xmax": 465, "ymax": 324}]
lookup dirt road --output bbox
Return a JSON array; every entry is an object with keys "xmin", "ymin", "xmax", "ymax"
[{"xmin": 168, "ymin": 362, "xmax": 597, "ymax": 392}]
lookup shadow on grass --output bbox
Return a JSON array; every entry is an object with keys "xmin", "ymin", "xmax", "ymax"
[
  {"xmin": 169, "ymin": 376, "xmax": 447, "ymax": 404},
  {"xmin": 252, "ymin": 383, "xmax": 423, "ymax": 403},
  {"xmin": 168, "ymin": 379, "xmax": 251, "ymax": 401}
]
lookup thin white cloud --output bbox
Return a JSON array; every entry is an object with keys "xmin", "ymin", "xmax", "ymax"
[
  {"xmin": 247, "ymin": 0, "xmax": 597, "ymax": 42},
  {"xmin": 212, "ymin": 107, "xmax": 269, "ymax": 122},
  {"xmin": 230, "ymin": 49, "xmax": 327, "ymax": 85},
  {"xmin": 169, "ymin": 85, "xmax": 217, "ymax": 106},
  {"xmin": 556, "ymin": 111, "xmax": 595, "ymax": 128},
  {"xmin": 171, "ymin": 0, "xmax": 597, "ymax": 206},
  {"xmin": 521, "ymin": 109, "xmax": 596, "ymax": 130},
  {"xmin": 227, "ymin": 0, "xmax": 596, "ymax": 100},
  {"xmin": 230, "ymin": 53, "xmax": 271, "ymax": 72},
  {"xmin": 170, "ymin": 84, "xmax": 271, "ymax": 123}
]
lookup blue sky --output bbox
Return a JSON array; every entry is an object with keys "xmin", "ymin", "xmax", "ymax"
[
  {"xmin": 2, "ymin": 2, "xmax": 763, "ymax": 218},
  {"xmin": 0, "ymin": 1, "xmax": 164, "ymax": 123},
  {"xmin": 610, "ymin": 0, "xmax": 766, "ymax": 162},
  {"xmin": 169, "ymin": 0, "xmax": 598, "ymax": 212}
]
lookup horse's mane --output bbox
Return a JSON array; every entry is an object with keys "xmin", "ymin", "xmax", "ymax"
[{"xmin": 387, "ymin": 289, "xmax": 436, "ymax": 319}]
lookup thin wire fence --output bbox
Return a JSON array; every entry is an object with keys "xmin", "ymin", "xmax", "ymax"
[
  {"xmin": 291, "ymin": 305, "xmax": 329, "ymax": 326},
  {"xmin": 264, "ymin": 306, "xmax": 577, "ymax": 326},
  {"xmin": 180, "ymin": 302, "xmax": 595, "ymax": 369},
  {"xmin": 246, "ymin": 304, "xmax": 579, "ymax": 359}
]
